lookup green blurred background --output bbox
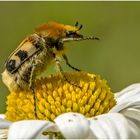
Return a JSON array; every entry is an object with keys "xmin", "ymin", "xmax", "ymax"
[{"xmin": 1, "ymin": 1, "xmax": 140, "ymax": 113}]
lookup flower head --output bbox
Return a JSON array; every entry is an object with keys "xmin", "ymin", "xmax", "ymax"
[
  {"xmin": 1, "ymin": 77, "xmax": 140, "ymax": 139},
  {"xmin": 6, "ymin": 71, "xmax": 116, "ymax": 122}
]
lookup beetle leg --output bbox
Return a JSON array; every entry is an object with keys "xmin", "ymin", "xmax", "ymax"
[
  {"xmin": 62, "ymin": 54, "xmax": 81, "ymax": 71},
  {"xmin": 54, "ymin": 57, "xmax": 81, "ymax": 89},
  {"xmin": 29, "ymin": 62, "xmax": 38, "ymax": 119}
]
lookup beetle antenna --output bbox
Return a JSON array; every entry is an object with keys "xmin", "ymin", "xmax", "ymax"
[
  {"xmin": 75, "ymin": 21, "xmax": 79, "ymax": 27},
  {"xmin": 77, "ymin": 25, "xmax": 83, "ymax": 31}
]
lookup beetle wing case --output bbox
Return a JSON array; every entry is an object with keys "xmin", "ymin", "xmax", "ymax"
[
  {"xmin": 2, "ymin": 34, "xmax": 47, "ymax": 92},
  {"xmin": 5, "ymin": 35, "xmax": 43, "ymax": 74}
]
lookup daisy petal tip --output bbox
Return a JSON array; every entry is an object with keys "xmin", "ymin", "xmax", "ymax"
[
  {"xmin": 54, "ymin": 112, "xmax": 91, "ymax": 139},
  {"xmin": 8, "ymin": 120, "xmax": 49, "ymax": 139}
]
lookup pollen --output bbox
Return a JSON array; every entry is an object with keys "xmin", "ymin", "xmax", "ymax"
[{"xmin": 5, "ymin": 72, "xmax": 116, "ymax": 122}]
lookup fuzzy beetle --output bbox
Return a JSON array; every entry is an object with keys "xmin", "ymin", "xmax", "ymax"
[{"xmin": 2, "ymin": 21, "xmax": 99, "ymax": 117}]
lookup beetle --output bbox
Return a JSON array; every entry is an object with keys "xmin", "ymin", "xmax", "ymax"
[{"xmin": 2, "ymin": 21, "xmax": 99, "ymax": 117}]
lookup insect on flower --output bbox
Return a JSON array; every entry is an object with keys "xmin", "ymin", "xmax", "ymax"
[{"xmin": 2, "ymin": 21, "xmax": 99, "ymax": 117}]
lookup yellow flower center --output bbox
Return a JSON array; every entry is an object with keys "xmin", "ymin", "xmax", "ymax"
[{"xmin": 6, "ymin": 72, "xmax": 116, "ymax": 122}]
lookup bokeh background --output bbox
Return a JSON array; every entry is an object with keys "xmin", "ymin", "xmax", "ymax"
[{"xmin": 1, "ymin": 1, "xmax": 140, "ymax": 113}]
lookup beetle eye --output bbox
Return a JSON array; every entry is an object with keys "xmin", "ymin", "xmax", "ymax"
[
  {"xmin": 66, "ymin": 31, "xmax": 83, "ymax": 38},
  {"xmin": 66, "ymin": 31, "xmax": 75, "ymax": 36}
]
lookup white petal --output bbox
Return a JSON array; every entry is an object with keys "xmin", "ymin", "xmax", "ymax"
[
  {"xmin": 0, "ymin": 118, "xmax": 12, "ymax": 129},
  {"xmin": 8, "ymin": 120, "xmax": 58, "ymax": 139},
  {"xmin": 0, "ymin": 129, "xmax": 8, "ymax": 139},
  {"xmin": 54, "ymin": 112, "xmax": 96, "ymax": 139},
  {"xmin": 115, "ymin": 83, "xmax": 140, "ymax": 103},
  {"xmin": 110, "ymin": 84, "xmax": 140, "ymax": 113},
  {"xmin": 115, "ymin": 83, "xmax": 140, "ymax": 98},
  {"xmin": 0, "ymin": 114, "xmax": 12, "ymax": 139},
  {"xmin": 0, "ymin": 119, "xmax": 11, "ymax": 139},
  {"xmin": 89, "ymin": 113, "xmax": 140, "ymax": 139},
  {"xmin": 0, "ymin": 114, "xmax": 5, "ymax": 119},
  {"xmin": 121, "ymin": 108, "xmax": 140, "ymax": 121}
]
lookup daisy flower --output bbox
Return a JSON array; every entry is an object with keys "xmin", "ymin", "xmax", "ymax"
[{"xmin": 0, "ymin": 72, "xmax": 140, "ymax": 139}]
